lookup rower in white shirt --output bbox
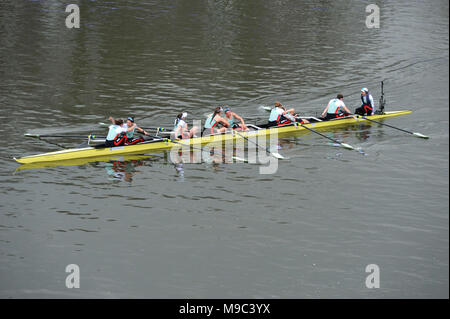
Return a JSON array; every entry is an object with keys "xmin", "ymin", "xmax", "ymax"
[
  {"xmin": 174, "ymin": 112, "xmax": 198, "ymax": 140},
  {"xmin": 321, "ymin": 93, "xmax": 353, "ymax": 120},
  {"xmin": 105, "ymin": 118, "xmax": 127, "ymax": 147}
]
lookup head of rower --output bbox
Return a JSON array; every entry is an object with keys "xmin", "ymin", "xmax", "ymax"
[
  {"xmin": 224, "ymin": 106, "xmax": 231, "ymax": 117},
  {"xmin": 115, "ymin": 118, "xmax": 124, "ymax": 126},
  {"xmin": 361, "ymin": 88, "xmax": 368, "ymax": 97},
  {"xmin": 337, "ymin": 93, "xmax": 344, "ymax": 100},
  {"xmin": 274, "ymin": 101, "xmax": 285, "ymax": 110},
  {"xmin": 126, "ymin": 116, "xmax": 135, "ymax": 127}
]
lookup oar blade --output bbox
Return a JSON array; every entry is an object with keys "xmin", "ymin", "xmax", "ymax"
[
  {"xmin": 270, "ymin": 152, "xmax": 285, "ymax": 159},
  {"xmin": 340, "ymin": 143, "xmax": 354, "ymax": 150},
  {"xmin": 413, "ymin": 132, "xmax": 429, "ymax": 139},
  {"xmin": 24, "ymin": 133, "xmax": 39, "ymax": 138}
]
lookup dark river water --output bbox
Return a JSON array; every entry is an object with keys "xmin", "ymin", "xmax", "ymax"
[{"xmin": 0, "ymin": 0, "xmax": 448, "ymax": 298}]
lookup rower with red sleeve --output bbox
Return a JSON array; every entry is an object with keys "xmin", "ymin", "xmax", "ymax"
[
  {"xmin": 202, "ymin": 107, "xmax": 230, "ymax": 136},
  {"xmin": 105, "ymin": 118, "xmax": 128, "ymax": 147},
  {"xmin": 267, "ymin": 101, "xmax": 309, "ymax": 127},
  {"xmin": 321, "ymin": 93, "xmax": 353, "ymax": 120}
]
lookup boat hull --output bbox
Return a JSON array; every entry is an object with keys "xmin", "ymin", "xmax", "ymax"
[{"xmin": 15, "ymin": 110, "xmax": 412, "ymax": 165}]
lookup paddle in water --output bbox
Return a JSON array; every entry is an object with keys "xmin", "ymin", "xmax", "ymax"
[
  {"xmin": 357, "ymin": 115, "xmax": 429, "ymax": 139},
  {"xmin": 296, "ymin": 123, "xmax": 355, "ymax": 150}
]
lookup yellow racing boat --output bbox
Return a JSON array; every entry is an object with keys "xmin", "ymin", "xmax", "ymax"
[{"xmin": 14, "ymin": 110, "xmax": 412, "ymax": 165}]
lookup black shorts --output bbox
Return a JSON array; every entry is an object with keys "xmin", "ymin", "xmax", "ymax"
[
  {"xmin": 355, "ymin": 105, "xmax": 373, "ymax": 116},
  {"xmin": 323, "ymin": 113, "xmax": 349, "ymax": 120}
]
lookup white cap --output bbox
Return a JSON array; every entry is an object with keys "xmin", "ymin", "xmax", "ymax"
[
  {"xmin": 361, "ymin": 88, "xmax": 368, "ymax": 92},
  {"xmin": 182, "ymin": 112, "xmax": 188, "ymax": 118}
]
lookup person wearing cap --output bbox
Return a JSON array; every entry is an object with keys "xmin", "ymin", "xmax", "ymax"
[
  {"xmin": 267, "ymin": 101, "xmax": 309, "ymax": 127},
  {"xmin": 223, "ymin": 106, "xmax": 248, "ymax": 131},
  {"xmin": 203, "ymin": 107, "xmax": 230, "ymax": 135},
  {"xmin": 355, "ymin": 88, "xmax": 375, "ymax": 116},
  {"xmin": 320, "ymin": 94, "xmax": 352, "ymax": 120},
  {"xmin": 174, "ymin": 112, "xmax": 198, "ymax": 140}
]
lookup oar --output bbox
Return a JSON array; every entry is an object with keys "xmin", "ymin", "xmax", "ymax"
[
  {"xmin": 233, "ymin": 130, "xmax": 284, "ymax": 159},
  {"xmin": 297, "ymin": 123, "xmax": 355, "ymax": 150},
  {"xmin": 98, "ymin": 122, "xmax": 172, "ymax": 133},
  {"xmin": 25, "ymin": 133, "xmax": 105, "ymax": 139},
  {"xmin": 356, "ymin": 115, "xmax": 429, "ymax": 139}
]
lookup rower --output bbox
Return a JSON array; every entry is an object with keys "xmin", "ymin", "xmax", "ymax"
[
  {"xmin": 354, "ymin": 88, "xmax": 375, "ymax": 116},
  {"xmin": 267, "ymin": 101, "xmax": 309, "ymax": 127},
  {"xmin": 110, "ymin": 116, "xmax": 149, "ymax": 145},
  {"xmin": 321, "ymin": 94, "xmax": 352, "ymax": 120},
  {"xmin": 174, "ymin": 112, "xmax": 198, "ymax": 140},
  {"xmin": 203, "ymin": 107, "xmax": 230, "ymax": 135},
  {"xmin": 223, "ymin": 106, "xmax": 248, "ymax": 131},
  {"xmin": 105, "ymin": 118, "xmax": 127, "ymax": 147}
]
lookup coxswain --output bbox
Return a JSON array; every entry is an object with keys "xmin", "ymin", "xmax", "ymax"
[
  {"xmin": 320, "ymin": 94, "xmax": 353, "ymax": 120},
  {"xmin": 267, "ymin": 101, "xmax": 309, "ymax": 127},
  {"xmin": 174, "ymin": 112, "xmax": 198, "ymax": 139},
  {"xmin": 203, "ymin": 107, "xmax": 230, "ymax": 135},
  {"xmin": 354, "ymin": 88, "xmax": 375, "ymax": 116},
  {"xmin": 223, "ymin": 106, "xmax": 248, "ymax": 131}
]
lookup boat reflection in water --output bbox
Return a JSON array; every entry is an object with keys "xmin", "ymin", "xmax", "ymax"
[{"xmin": 104, "ymin": 158, "xmax": 147, "ymax": 183}]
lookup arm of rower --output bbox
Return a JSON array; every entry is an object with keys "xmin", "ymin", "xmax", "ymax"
[
  {"xmin": 125, "ymin": 123, "xmax": 137, "ymax": 132},
  {"xmin": 343, "ymin": 104, "xmax": 352, "ymax": 114},
  {"xmin": 174, "ymin": 125, "xmax": 181, "ymax": 139},
  {"xmin": 218, "ymin": 116, "xmax": 230, "ymax": 127},
  {"xmin": 370, "ymin": 95, "xmax": 376, "ymax": 114},
  {"xmin": 233, "ymin": 112, "xmax": 245, "ymax": 124},
  {"xmin": 285, "ymin": 108, "xmax": 295, "ymax": 115},
  {"xmin": 136, "ymin": 126, "xmax": 149, "ymax": 135},
  {"xmin": 233, "ymin": 112, "xmax": 248, "ymax": 130},
  {"xmin": 321, "ymin": 103, "xmax": 329, "ymax": 117},
  {"xmin": 108, "ymin": 116, "xmax": 115, "ymax": 124}
]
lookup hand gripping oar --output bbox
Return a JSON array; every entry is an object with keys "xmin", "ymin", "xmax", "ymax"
[
  {"xmin": 357, "ymin": 115, "xmax": 429, "ymax": 139},
  {"xmin": 233, "ymin": 130, "xmax": 284, "ymax": 159},
  {"xmin": 297, "ymin": 123, "xmax": 355, "ymax": 150}
]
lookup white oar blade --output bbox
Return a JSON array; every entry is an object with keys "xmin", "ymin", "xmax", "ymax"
[
  {"xmin": 413, "ymin": 132, "xmax": 429, "ymax": 139},
  {"xmin": 232, "ymin": 156, "xmax": 247, "ymax": 162},
  {"xmin": 270, "ymin": 152, "xmax": 285, "ymax": 159},
  {"xmin": 340, "ymin": 143, "xmax": 354, "ymax": 150}
]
